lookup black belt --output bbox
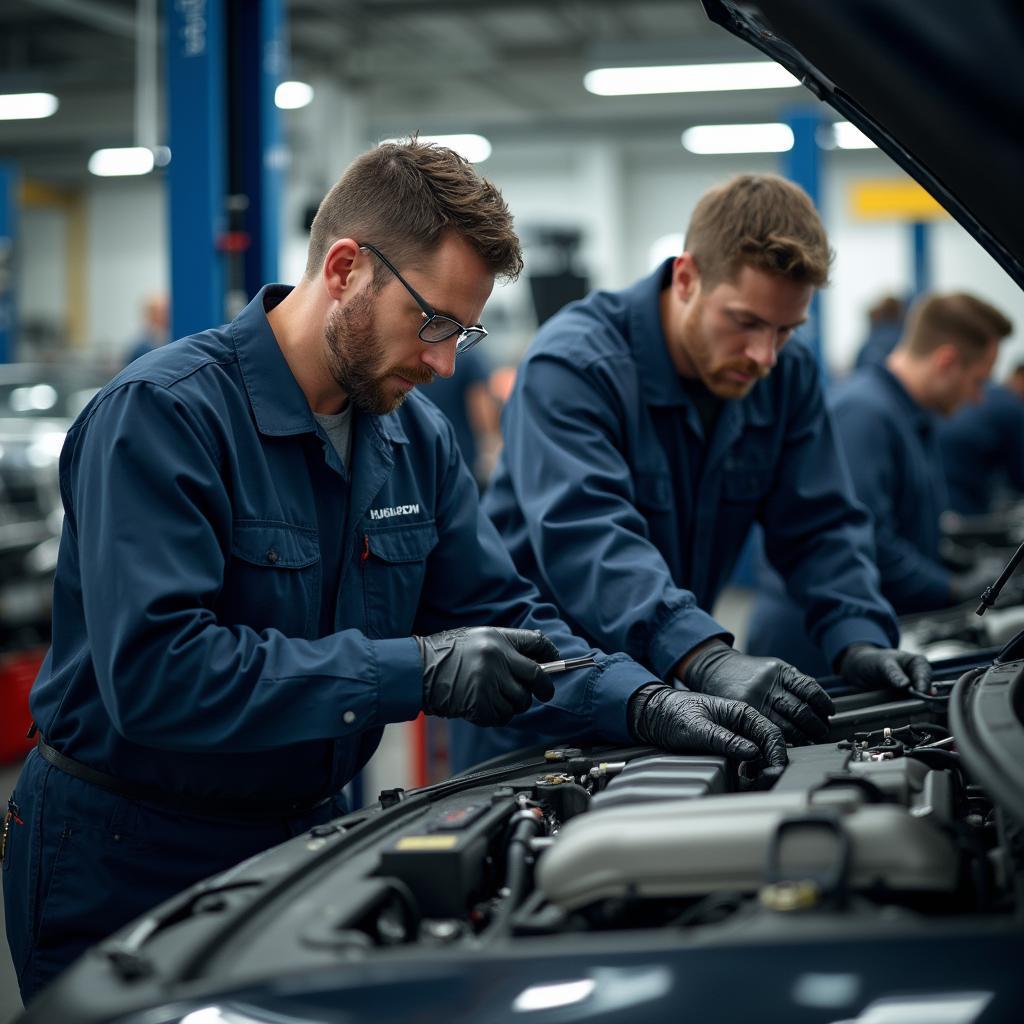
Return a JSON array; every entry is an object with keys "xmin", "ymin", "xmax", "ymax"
[{"xmin": 36, "ymin": 738, "xmax": 331, "ymax": 823}]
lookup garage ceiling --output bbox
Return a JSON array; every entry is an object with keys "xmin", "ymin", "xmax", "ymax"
[{"xmin": 0, "ymin": 0, "xmax": 816, "ymax": 183}]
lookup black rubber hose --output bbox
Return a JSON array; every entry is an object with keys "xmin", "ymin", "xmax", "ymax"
[{"xmin": 479, "ymin": 814, "xmax": 543, "ymax": 943}]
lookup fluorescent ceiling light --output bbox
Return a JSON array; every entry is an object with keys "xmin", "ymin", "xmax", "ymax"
[
  {"xmin": 0, "ymin": 92, "xmax": 59, "ymax": 120},
  {"xmin": 88, "ymin": 147, "xmax": 156, "ymax": 177},
  {"xmin": 584, "ymin": 62, "xmax": 799, "ymax": 96},
  {"xmin": 275, "ymin": 80, "xmax": 314, "ymax": 110},
  {"xmin": 382, "ymin": 134, "xmax": 492, "ymax": 163},
  {"xmin": 682, "ymin": 122, "xmax": 794, "ymax": 154},
  {"xmin": 833, "ymin": 121, "xmax": 877, "ymax": 149}
]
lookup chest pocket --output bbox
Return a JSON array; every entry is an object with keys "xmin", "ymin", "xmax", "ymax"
[
  {"xmin": 221, "ymin": 521, "xmax": 321, "ymax": 638},
  {"xmin": 361, "ymin": 520, "xmax": 439, "ymax": 639}
]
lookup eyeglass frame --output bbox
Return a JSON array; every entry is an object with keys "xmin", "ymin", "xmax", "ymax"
[{"xmin": 358, "ymin": 243, "xmax": 488, "ymax": 354}]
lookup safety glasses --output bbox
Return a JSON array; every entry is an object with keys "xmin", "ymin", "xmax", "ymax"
[{"xmin": 359, "ymin": 243, "xmax": 488, "ymax": 354}]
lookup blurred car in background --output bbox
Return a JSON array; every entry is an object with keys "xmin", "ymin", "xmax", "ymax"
[
  {"xmin": 0, "ymin": 363, "xmax": 108, "ymax": 650},
  {"xmin": 899, "ymin": 500, "xmax": 1024, "ymax": 661}
]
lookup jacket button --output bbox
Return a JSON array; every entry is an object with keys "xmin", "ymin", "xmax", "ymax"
[
  {"xmin": 343, "ymin": 710, "xmax": 356, "ymax": 725},
  {"xmin": 266, "ymin": 548, "xmax": 279, "ymax": 564}
]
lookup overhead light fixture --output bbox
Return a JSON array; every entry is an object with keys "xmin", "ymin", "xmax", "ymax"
[
  {"xmin": 0, "ymin": 92, "xmax": 59, "ymax": 120},
  {"xmin": 833, "ymin": 121, "xmax": 877, "ymax": 149},
  {"xmin": 584, "ymin": 62, "xmax": 799, "ymax": 96},
  {"xmin": 88, "ymin": 147, "xmax": 156, "ymax": 177},
  {"xmin": 275, "ymin": 81, "xmax": 314, "ymax": 110},
  {"xmin": 682, "ymin": 122, "xmax": 794, "ymax": 155},
  {"xmin": 381, "ymin": 134, "xmax": 492, "ymax": 163}
]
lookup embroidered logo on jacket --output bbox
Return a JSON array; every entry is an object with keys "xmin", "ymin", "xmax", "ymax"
[{"xmin": 369, "ymin": 504, "xmax": 421, "ymax": 520}]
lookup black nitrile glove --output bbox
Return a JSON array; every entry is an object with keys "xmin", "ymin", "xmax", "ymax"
[
  {"xmin": 681, "ymin": 641, "xmax": 833, "ymax": 745},
  {"xmin": 418, "ymin": 627, "xmax": 560, "ymax": 726},
  {"xmin": 629, "ymin": 684, "xmax": 788, "ymax": 769},
  {"xmin": 838, "ymin": 643, "xmax": 931, "ymax": 693}
]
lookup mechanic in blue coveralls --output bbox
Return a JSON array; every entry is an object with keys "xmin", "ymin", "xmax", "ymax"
[
  {"xmin": 2, "ymin": 142, "xmax": 789, "ymax": 1004},
  {"xmin": 749, "ymin": 292, "xmax": 1014, "ymax": 675},
  {"xmin": 451, "ymin": 174, "xmax": 930, "ymax": 772},
  {"xmin": 940, "ymin": 362, "xmax": 1024, "ymax": 516}
]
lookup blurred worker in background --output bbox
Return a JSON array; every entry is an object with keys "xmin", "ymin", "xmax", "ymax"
[
  {"xmin": 3, "ymin": 141, "xmax": 787, "ymax": 1005},
  {"xmin": 750, "ymin": 292, "xmax": 1014, "ymax": 675},
  {"xmin": 853, "ymin": 293, "xmax": 906, "ymax": 370},
  {"xmin": 450, "ymin": 174, "xmax": 930, "ymax": 772},
  {"xmin": 122, "ymin": 291, "xmax": 169, "ymax": 366},
  {"xmin": 940, "ymin": 361, "xmax": 1024, "ymax": 516},
  {"xmin": 422, "ymin": 346, "xmax": 502, "ymax": 487}
]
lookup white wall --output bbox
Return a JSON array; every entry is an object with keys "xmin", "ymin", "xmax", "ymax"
[
  {"xmin": 83, "ymin": 177, "xmax": 168, "ymax": 361},
  {"xmin": 18, "ymin": 205, "xmax": 67, "ymax": 331},
  {"xmin": 18, "ymin": 135, "xmax": 1023, "ymax": 378}
]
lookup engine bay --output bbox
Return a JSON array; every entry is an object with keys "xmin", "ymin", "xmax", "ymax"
[{"xmin": 20, "ymin": 652, "xmax": 1024, "ymax": 1024}]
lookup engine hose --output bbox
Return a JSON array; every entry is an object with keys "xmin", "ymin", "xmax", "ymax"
[
  {"xmin": 905, "ymin": 747, "xmax": 968, "ymax": 811},
  {"xmin": 479, "ymin": 812, "xmax": 543, "ymax": 943},
  {"xmin": 904, "ymin": 721, "xmax": 950, "ymax": 741}
]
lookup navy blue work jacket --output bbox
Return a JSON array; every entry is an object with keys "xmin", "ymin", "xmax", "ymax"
[
  {"xmin": 30, "ymin": 287, "xmax": 653, "ymax": 809},
  {"xmin": 829, "ymin": 363, "xmax": 950, "ymax": 611},
  {"xmin": 482, "ymin": 261, "xmax": 896, "ymax": 681},
  {"xmin": 940, "ymin": 383, "xmax": 1024, "ymax": 515},
  {"xmin": 749, "ymin": 363, "xmax": 951, "ymax": 675}
]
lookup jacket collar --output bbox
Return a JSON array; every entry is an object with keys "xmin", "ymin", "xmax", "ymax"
[
  {"xmin": 231, "ymin": 284, "xmax": 408, "ymax": 446},
  {"xmin": 627, "ymin": 259, "xmax": 691, "ymax": 407},
  {"xmin": 625, "ymin": 259, "xmax": 776, "ymax": 431},
  {"xmin": 866, "ymin": 361, "xmax": 937, "ymax": 435}
]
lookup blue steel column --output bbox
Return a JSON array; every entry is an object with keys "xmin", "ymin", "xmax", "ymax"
[
  {"xmin": 0, "ymin": 163, "xmax": 18, "ymax": 362},
  {"xmin": 783, "ymin": 107, "xmax": 824, "ymax": 374},
  {"xmin": 231, "ymin": 0, "xmax": 284, "ymax": 292},
  {"xmin": 910, "ymin": 221, "xmax": 931, "ymax": 297},
  {"xmin": 166, "ymin": 0, "xmax": 228, "ymax": 339}
]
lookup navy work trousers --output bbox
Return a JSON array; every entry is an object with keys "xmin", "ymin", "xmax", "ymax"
[{"xmin": 3, "ymin": 750, "xmax": 334, "ymax": 1006}]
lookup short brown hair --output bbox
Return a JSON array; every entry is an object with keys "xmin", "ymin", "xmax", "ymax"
[
  {"xmin": 902, "ymin": 292, "xmax": 1014, "ymax": 359},
  {"xmin": 304, "ymin": 138, "xmax": 523, "ymax": 283},
  {"xmin": 684, "ymin": 174, "xmax": 832, "ymax": 289}
]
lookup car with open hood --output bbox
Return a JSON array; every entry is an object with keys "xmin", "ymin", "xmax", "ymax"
[{"xmin": 14, "ymin": 2, "xmax": 1024, "ymax": 1022}]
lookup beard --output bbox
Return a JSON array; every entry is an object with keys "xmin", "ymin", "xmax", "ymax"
[
  {"xmin": 324, "ymin": 290, "xmax": 434, "ymax": 415},
  {"xmin": 679, "ymin": 304, "xmax": 769, "ymax": 399}
]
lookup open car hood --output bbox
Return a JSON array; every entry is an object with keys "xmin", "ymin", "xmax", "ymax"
[{"xmin": 701, "ymin": 0, "xmax": 1024, "ymax": 290}]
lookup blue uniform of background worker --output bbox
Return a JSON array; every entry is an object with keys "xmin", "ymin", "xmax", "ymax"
[
  {"xmin": 2, "ymin": 142, "xmax": 788, "ymax": 1006},
  {"xmin": 852, "ymin": 293, "xmax": 905, "ymax": 370},
  {"xmin": 450, "ymin": 174, "xmax": 930, "ymax": 772},
  {"xmin": 750, "ymin": 292, "xmax": 1013, "ymax": 675},
  {"xmin": 940, "ymin": 366, "xmax": 1024, "ymax": 516}
]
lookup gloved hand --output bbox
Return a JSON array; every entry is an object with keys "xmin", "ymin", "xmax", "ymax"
[
  {"xmin": 838, "ymin": 643, "xmax": 931, "ymax": 693},
  {"xmin": 680, "ymin": 641, "xmax": 833, "ymax": 745},
  {"xmin": 630, "ymin": 684, "xmax": 787, "ymax": 769},
  {"xmin": 418, "ymin": 627, "xmax": 559, "ymax": 726}
]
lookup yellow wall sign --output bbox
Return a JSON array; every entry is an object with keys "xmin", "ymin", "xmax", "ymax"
[{"xmin": 850, "ymin": 180, "xmax": 948, "ymax": 221}]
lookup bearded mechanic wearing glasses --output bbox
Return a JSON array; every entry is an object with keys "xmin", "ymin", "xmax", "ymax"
[{"xmin": 4, "ymin": 140, "xmax": 787, "ymax": 1004}]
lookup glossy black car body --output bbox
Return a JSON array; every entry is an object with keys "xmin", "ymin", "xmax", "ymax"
[{"xmin": 16, "ymin": 648, "xmax": 1024, "ymax": 1024}]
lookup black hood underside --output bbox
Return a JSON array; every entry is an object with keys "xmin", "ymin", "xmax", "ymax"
[{"xmin": 701, "ymin": 0, "xmax": 1024, "ymax": 290}]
